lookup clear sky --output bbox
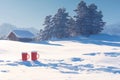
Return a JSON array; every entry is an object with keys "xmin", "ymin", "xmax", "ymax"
[{"xmin": 0, "ymin": 0, "xmax": 119, "ymax": 29}]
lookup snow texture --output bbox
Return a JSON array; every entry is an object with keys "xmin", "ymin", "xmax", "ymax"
[{"xmin": 0, "ymin": 34, "xmax": 120, "ymax": 80}]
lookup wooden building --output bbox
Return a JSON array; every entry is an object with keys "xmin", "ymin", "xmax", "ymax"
[{"xmin": 7, "ymin": 30, "xmax": 35, "ymax": 42}]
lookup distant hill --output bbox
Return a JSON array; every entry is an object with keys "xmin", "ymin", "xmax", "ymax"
[
  {"xmin": 0, "ymin": 23, "xmax": 39, "ymax": 37},
  {"xmin": 102, "ymin": 23, "xmax": 120, "ymax": 36}
]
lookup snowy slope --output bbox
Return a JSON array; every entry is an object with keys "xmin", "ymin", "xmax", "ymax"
[
  {"xmin": 103, "ymin": 24, "xmax": 120, "ymax": 36},
  {"xmin": 0, "ymin": 34, "xmax": 120, "ymax": 80}
]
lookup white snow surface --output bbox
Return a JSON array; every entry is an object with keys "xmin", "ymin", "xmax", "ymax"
[{"xmin": 0, "ymin": 34, "xmax": 120, "ymax": 80}]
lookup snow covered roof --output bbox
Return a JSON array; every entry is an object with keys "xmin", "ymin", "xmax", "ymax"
[{"xmin": 12, "ymin": 30, "xmax": 35, "ymax": 38}]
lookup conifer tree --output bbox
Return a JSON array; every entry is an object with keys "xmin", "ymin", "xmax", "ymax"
[
  {"xmin": 40, "ymin": 1, "xmax": 106, "ymax": 41},
  {"xmin": 74, "ymin": 1, "xmax": 89, "ymax": 36},
  {"xmin": 88, "ymin": 4, "xmax": 105, "ymax": 34},
  {"xmin": 74, "ymin": 1, "xmax": 105, "ymax": 36},
  {"xmin": 67, "ymin": 17, "xmax": 76, "ymax": 37},
  {"xmin": 42, "ymin": 15, "xmax": 53, "ymax": 40},
  {"xmin": 52, "ymin": 8, "xmax": 70, "ymax": 38}
]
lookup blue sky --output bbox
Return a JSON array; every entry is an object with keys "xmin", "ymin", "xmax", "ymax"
[{"xmin": 0, "ymin": 0, "xmax": 119, "ymax": 29}]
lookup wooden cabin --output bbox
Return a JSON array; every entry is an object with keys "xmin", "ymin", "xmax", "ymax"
[{"xmin": 7, "ymin": 30, "xmax": 35, "ymax": 42}]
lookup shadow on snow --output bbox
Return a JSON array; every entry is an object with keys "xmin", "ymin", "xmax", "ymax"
[
  {"xmin": 68, "ymin": 34, "xmax": 120, "ymax": 47},
  {"xmin": 1, "ymin": 56, "xmax": 120, "ymax": 74},
  {"xmin": 32, "ymin": 41, "xmax": 63, "ymax": 46}
]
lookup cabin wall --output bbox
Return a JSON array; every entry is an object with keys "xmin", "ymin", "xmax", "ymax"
[
  {"xmin": 7, "ymin": 32, "xmax": 18, "ymax": 41},
  {"xmin": 18, "ymin": 38, "xmax": 33, "ymax": 42}
]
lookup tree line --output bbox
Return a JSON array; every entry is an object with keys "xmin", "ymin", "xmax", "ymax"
[{"xmin": 38, "ymin": 1, "xmax": 105, "ymax": 40}]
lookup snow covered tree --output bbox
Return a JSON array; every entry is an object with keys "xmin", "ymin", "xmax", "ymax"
[
  {"xmin": 88, "ymin": 4, "xmax": 105, "ymax": 34},
  {"xmin": 67, "ymin": 17, "xmax": 76, "ymax": 37},
  {"xmin": 36, "ymin": 29, "xmax": 43, "ymax": 41},
  {"xmin": 41, "ymin": 15, "xmax": 53, "ymax": 40},
  {"xmin": 74, "ymin": 1, "xmax": 105, "ymax": 36},
  {"xmin": 74, "ymin": 1, "xmax": 90, "ymax": 36},
  {"xmin": 52, "ymin": 8, "xmax": 70, "ymax": 38},
  {"xmin": 40, "ymin": 8, "xmax": 70, "ymax": 40},
  {"xmin": 39, "ymin": 1, "xmax": 105, "ymax": 41}
]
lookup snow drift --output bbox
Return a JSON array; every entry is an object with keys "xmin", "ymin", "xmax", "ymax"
[{"xmin": 0, "ymin": 34, "xmax": 120, "ymax": 80}]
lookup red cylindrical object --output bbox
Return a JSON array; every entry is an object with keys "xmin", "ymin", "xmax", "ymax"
[
  {"xmin": 22, "ymin": 52, "xmax": 30, "ymax": 61},
  {"xmin": 31, "ymin": 51, "xmax": 39, "ymax": 61}
]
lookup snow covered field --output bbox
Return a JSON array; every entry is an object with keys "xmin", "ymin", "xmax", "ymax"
[{"xmin": 0, "ymin": 34, "xmax": 120, "ymax": 80}]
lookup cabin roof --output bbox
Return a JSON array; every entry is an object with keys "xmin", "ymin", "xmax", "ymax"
[{"xmin": 11, "ymin": 30, "xmax": 35, "ymax": 38}]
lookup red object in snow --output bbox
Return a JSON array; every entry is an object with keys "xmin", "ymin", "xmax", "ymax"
[
  {"xmin": 31, "ymin": 51, "xmax": 39, "ymax": 61},
  {"xmin": 22, "ymin": 52, "xmax": 30, "ymax": 61}
]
